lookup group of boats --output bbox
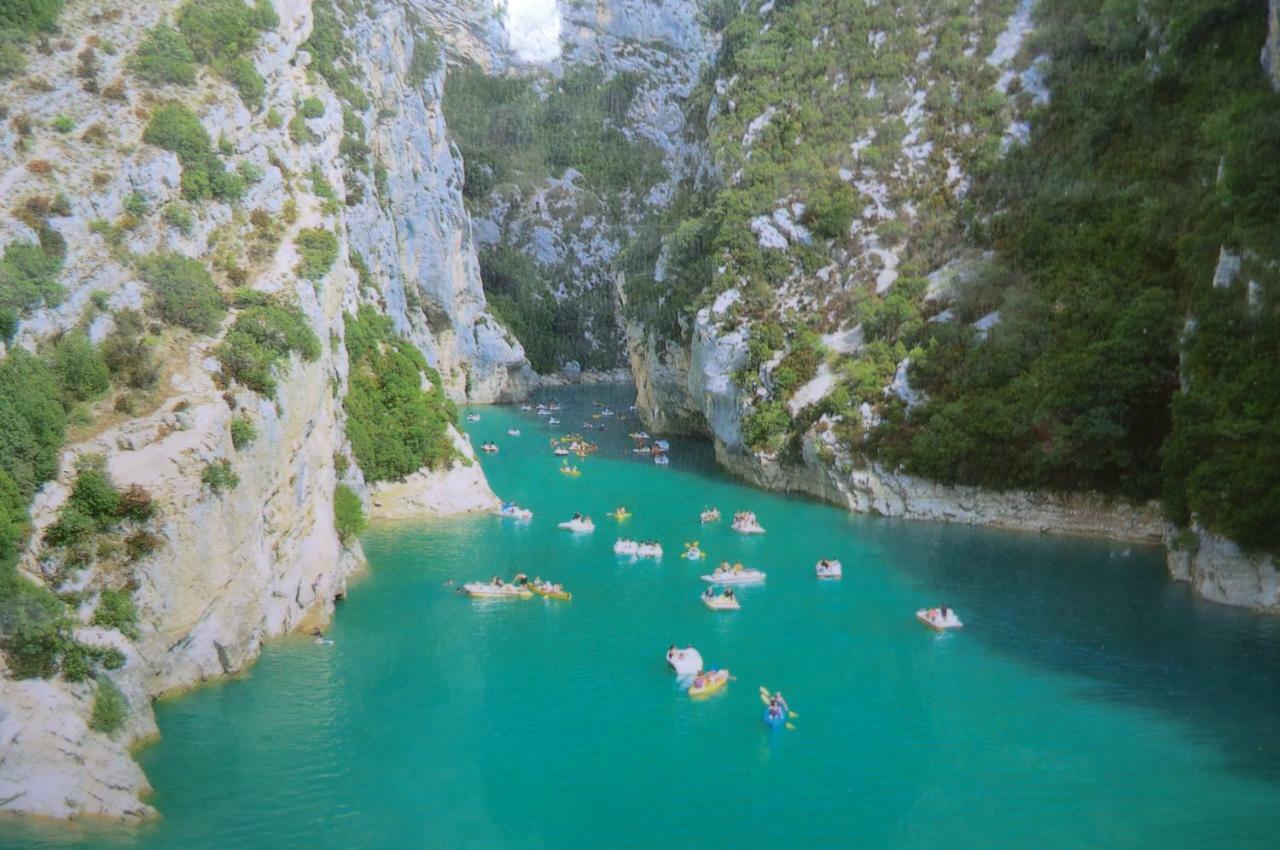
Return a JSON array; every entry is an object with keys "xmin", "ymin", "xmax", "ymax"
[
  {"xmin": 461, "ymin": 574, "xmax": 572, "ymax": 602},
  {"xmin": 629, "ymin": 431, "xmax": 671, "ymax": 466},
  {"xmin": 613, "ymin": 538, "xmax": 664, "ymax": 559}
]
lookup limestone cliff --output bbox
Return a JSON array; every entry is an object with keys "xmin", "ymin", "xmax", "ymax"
[{"xmin": 0, "ymin": 0, "xmax": 514, "ymax": 821}]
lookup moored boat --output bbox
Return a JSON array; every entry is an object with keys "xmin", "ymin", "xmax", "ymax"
[
  {"xmin": 701, "ymin": 564, "xmax": 766, "ymax": 585},
  {"xmin": 558, "ymin": 516, "xmax": 595, "ymax": 533},
  {"xmin": 462, "ymin": 581, "xmax": 532, "ymax": 599},
  {"xmin": 731, "ymin": 511, "xmax": 765, "ymax": 534},
  {"xmin": 700, "ymin": 508, "xmax": 721, "ymax": 523}
]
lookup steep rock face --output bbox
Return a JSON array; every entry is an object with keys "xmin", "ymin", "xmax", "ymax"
[
  {"xmin": 0, "ymin": 0, "xmax": 522, "ymax": 821},
  {"xmin": 342, "ymin": 0, "xmax": 533, "ymax": 402},
  {"xmin": 1167, "ymin": 528, "xmax": 1280, "ymax": 614}
]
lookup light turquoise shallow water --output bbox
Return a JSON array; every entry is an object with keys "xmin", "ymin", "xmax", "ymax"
[{"xmin": 6, "ymin": 384, "xmax": 1280, "ymax": 849}]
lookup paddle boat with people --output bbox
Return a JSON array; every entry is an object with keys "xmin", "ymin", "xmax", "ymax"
[
  {"xmin": 496, "ymin": 502, "xmax": 533, "ymax": 521},
  {"xmin": 700, "ymin": 507, "xmax": 721, "ymax": 523},
  {"xmin": 507, "ymin": 428, "xmax": 521, "ymax": 437},
  {"xmin": 465, "ymin": 413, "xmax": 480, "ymax": 422},
  {"xmin": 815, "ymin": 559, "xmax": 842, "ymax": 579},
  {"xmin": 666, "ymin": 645, "xmax": 703, "ymax": 677},
  {"xmin": 688, "ymin": 669, "xmax": 730, "ymax": 699},
  {"xmin": 682, "ymin": 542, "xmax": 706, "ymax": 560},
  {"xmin": 628, "ymin": 431, "xmax": 650, "ymax": 441},
  {"xmin": 701, "ymin": 561, "xmax": 766, "ymax": 585},
  {"xmin": 554, "ymin": 446, "xmax": 570, "ymax": 456},
  {"xmin": 528, "ymin": 579, "xmax": 571, "ymax": 601},
  {"xmin": 917, "ymin": 605, "xmax": 963, "ymax": 630},
  {"xmin": 614, "ymin": 538, "xmax": 640, "ymax": 557},
  {"xmin": 636, "ymin": 541, "xmax": 663, "ymax": 559},
  {"xmin": 480, "ymin": 442, "xmax": 499, "ymax": 454},
  {"xmin": 462, "ymin": 576, "xmax": 533, "ymax": 599},
  {"xmin": 548, "ymin": 417, "xmax": 560, "ymax": 425},
  {"xmin": 731, "ymin": 511, "xmax": 765, "ymax": 534},
  {"xmin": 520, "ymin": 404, "xmax": 532, "ymax": 412},
  {"xmin": 558, "ymin": 514, "xmax": 595, "ymax": 533},
  {"xmin": 701, "ymin": 586, "xmax": 740, "ymax": 610},
  {"xmin": 653, "ymin": 453, "xmax": 670, "ymax": 466}
]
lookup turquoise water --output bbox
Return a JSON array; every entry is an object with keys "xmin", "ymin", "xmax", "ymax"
[{"xmin": 5, "ymin": 384, "xmax": 1280, "ymax": 848}]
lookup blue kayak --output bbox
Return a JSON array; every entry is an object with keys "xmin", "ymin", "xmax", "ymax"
[{"xmin": 763, "ymin": 706, "xmax": 787, "ymax": 729}]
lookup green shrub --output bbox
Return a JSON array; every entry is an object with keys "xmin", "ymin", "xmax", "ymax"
[
  {"xmin": 742, "ymin": 401, "xmax": 793, "ymax": 453},
  {"xmin": 0, "ymin": 570, "xmax": 72, "ymax": 679},
  {"xmin": 302, "ymin": 0, "xmax": 369, "ymax": 110},
  {"xmin": 333, "ymin": 483, "xmax": 365, "ymax": 544},
  {"xmin": 294, "ymin": 228, "xmax": 338, "ymax": 280},
  {"xmin": 116, "ymin": 484, "xmax": 154, "ymax": 523},
  {"xmin": 299, "ymin": 97, "xmax": 325, "ymax": 118},
  {"xmin": 265, "ymin": 106, "xmax": 282, "ymax": 128},
  {"xmin": 216, "ymin": 55, "xmax": 264, "ymax": 108},
  {"xmin": 0, "ymin": 238, "xmax": 65, "ymax": 315},
  {"xmin": 66, "ymin": 456, "xmax": 120, "ymax": 526},
  {"xmin": 214, "ymin": 304, "xmax": 321, "ymax": 398},
  {"xmin": 89, "ymin": 677, "xmax": 128, "ymax": 734},
  {"xmin": 91, "ymin": 589, "xmax": 138, "ymax": 639},
  {"xmin": 48, "ymin": 333, "xmax": 109, "ymax": 403},
  {"xmin": 0, "ymin": 42, "xmax": 27, "ymax": 79},
  {"xmin": 230, "ymin": 416, "xmax": 257, "ymax": 449},
  {"xmin": 123, "ymin": 190, "xmax": 149, "ymax": 218},
  {"xmin": 52, "ymin": 115, "xmax": 74, "ymax": 133},
  {"xmin": 101, "ymin": 311, "xmax": 159, "ymax": 390},
  {"xmin": 802, "ymin": 181, "xmax": 858, "ymax": 240},
  {"xmin": 201, "ymin": 459, "xmax": 239, "ymax": 493},
  {"xmin": 137, "ymin": 252, "xmax": 225, "ymax": 334},
  {"xmin": 128, "ymin": 25, "xmax": 197, "ymax": 86},
  {"xmin": 343, "ymin": 306, "xmax": 458, "ymax": 481},
  {"xmin": 0, "ymin": 0, "xmax": 64, "ymax": 35},
  {"xmin": 0, "ymin": 308, "xmax": 16, "ymax": 344},
  {"xmin": 0, "ymin": 348, "xmax": 67, "ymax": 499},
  {"xmin": 163, "ymin": 202, "xmax": 194, "ymax": 234},
  {"xmin": 142, "ymin": 104, "xmax": 243, "ymax": 202},
  {"xmin": 407, "ymin": 34, "xmax": 441, "ymax": 87}
]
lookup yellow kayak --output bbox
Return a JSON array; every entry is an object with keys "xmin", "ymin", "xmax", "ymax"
[
  {"xmin": 609, "ymin": 509, "xmax": 632, "ymax": 520},
  {"xmin": 559, "ymin": 466, "xmax": 581, "ymax": 477},
  {"xmin": 688, "ymin": 669, "xmax": 730, "ymax": 698},
  {"xmin": 529, "ymin": 583, "xmax": 572, "ymax": 601}
]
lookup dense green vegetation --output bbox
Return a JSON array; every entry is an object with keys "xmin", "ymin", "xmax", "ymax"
[
  {"xmin": 294, "ymin": 228, "xmax": 339, "ymax": 281},
  {"xmin": 175, "ymin": 0, "xmax": 277, "ymax": 107},
  {"xmin": 0, "ymin": 0, "xmax": 63, "ymax": 37},
  {"xmin": 871, "ymin": 0, "xmax": 1280, "ymax": 548},
  {"xmin": 128, "ymin": 25, "xmax": 196, "ymax": 86},
  {"xmin": 215, "ymin": 303, "xmax": 321, "ymax": 398},
  {"xmin": 89, "ymin": 676, "xmax": 128, "ymax": 734},
  {"xmin": 343, "ymin": 306, "xmax": 458, "ymax": 482},
  {"xmin": 143, "ymin": 104, "xmax": 245, "ymax": 202},
  {"xmin": 137, "ymin": 251, "xmax": 226, "ymax": 333},
  {"xmin": 91, "ymin": 589, "xmax": 138, "ymax": 639},
  {"xmin": 0, "ymin": 236, "xmax": 65, "ymax": 320},
  {"xmin": 333, "ymin": 483, "xmax": 364, "ymax": 544},
  {"xmin": 201, "ymin": 459, "xmax": 239, "ymax": 494}
]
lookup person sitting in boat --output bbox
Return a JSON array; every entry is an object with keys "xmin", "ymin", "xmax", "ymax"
[
  {"xmin": 717, "ymin": 560, "xmax": 730, "ymax": 574},
  {"xmin": 490, "ymin": 575, "xmax": 503, "ymax": 587},
  {"xmin": 733, "ymin": 562, "xmax": 744, "ymax": 573},
  {"xmin": 572, "ymin": 512, "xmax": 582, "ymax": 520},
  {"xmin": 724, "ymin": 588, "xmax": 735, "ymax": 600},
  {"xmin": 939, "ymin": 603, "xmax": 951, "ymax": 620},
  {"xmin": 769, "ymin": 692, "xmax": 788, "ymax": 714},
  {"xmin": 702, "ymin": 587, "xmax": 715, "ymax": 600},
  {"xmin": 513, "ymin": 573, "xmax": 528, "ymax": 585}
]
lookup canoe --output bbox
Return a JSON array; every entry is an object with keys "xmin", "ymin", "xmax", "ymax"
[
  {"xmin": 529, "ymin": 584, "xmax": 571, "ymax": 601},
  {"xmin": 462, "ymin": 582, "xmax": 532, "ymax": 599},
  {"xmin": 689, "ymin": 669, "xmax": 729, "ymax": 698},
  {"xmin": 763, "ymin": 707, "xmax": 787, "ymax": 729}
]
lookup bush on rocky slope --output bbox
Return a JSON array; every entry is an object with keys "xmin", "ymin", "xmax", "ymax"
[{"xmin": 343, "ymin": 307, "xmax": 458, "ymax": 482}]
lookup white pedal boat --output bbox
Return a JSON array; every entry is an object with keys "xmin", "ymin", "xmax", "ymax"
[
  {"xmin": 700, "ymin": 568, "xmax": 766, "ymax": 585},
  {"xmin": 815, "ymin": 559, "xmax": 842, "ymax": 579},
  {"xmin": 666, "ymin": 646, "xmax": 703, "ymax": 677},
  {"xmin": 702, "ymin": 592, "xmax": 741, "ymax": 611},
  {"xmin": 636, "ymin": 542, "xmax": 663, "ymax": 559},
  {"xmin": 731, "ymin": 512, "xmax": 765, "ymax": 534},
  {"xmin": 614, "ymin": 538, "xmax": 639, "ymax": 556},
  {"xmin": 917, "ymin": 608, "xmax": 963, "ymax": 630},
  {"xmin": 463, "ymin": 582, "xmax": 532, "ymax": 599},
  {"xmin": 496, "ymin": 503, "xmax": 532, "ymax": 520},
  {"xmin": 558, "ymin": 517, "xmax": 595, "ymax": 533},
  {"xmin": 465, "ymin": 413, "xmax": 480, "ymax": 422},
  {"xmin": 700, "ymin": 508, "xmax": 721, "ymax": 523},
  {"xmin": 654, "ymin": 454, "xmax": 670, "ymax": 465},
  {"xmin": 507, "ymin": 428, "xmax": 521, "ymax": 437}
]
